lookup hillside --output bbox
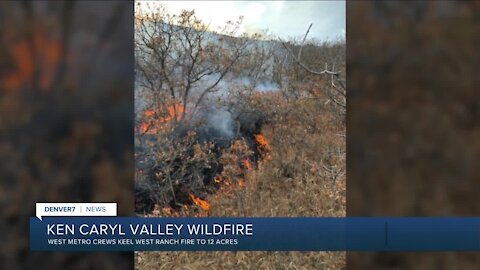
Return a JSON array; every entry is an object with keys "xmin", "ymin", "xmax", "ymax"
[{"xmin": 134, "ymin": 7, "xmax": 346, "ymax": 270}]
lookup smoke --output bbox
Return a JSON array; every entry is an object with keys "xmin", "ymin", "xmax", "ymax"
[
  {"xmin": 231, "ymin": 76, "xmax": 279, "ymax": 92},
  {"xmin": 203, "ymin": 107, "xmax": 235, "ymax": 138},
  {"xmin": 256, "ymin": 80, "xmax": 278, "ymax": 92},
  {"xmin": 135, "ymin": 80, "xmax": 270, "ymax": 213},
  {"xmin": 190, "ymin": 104, "xmax": 235, "ymax": 146}
]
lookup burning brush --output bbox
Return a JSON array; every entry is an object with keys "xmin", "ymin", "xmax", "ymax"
[
  {"xmin": 254, "ymin": 133, "xmax": 271, "ymax": 161},
  {"xmin": 138, "ymin": 102, "xmax": 185, "ymax": 134},
  {"xmin": 135, "ymin": 98, "xmax": 272, "ymax": 215},
  {"xmin": 189, "ymin": 193, "xmax": 210, "ymax": 211}
]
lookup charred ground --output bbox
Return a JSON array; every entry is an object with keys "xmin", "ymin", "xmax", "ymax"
[
  {"xmin": 134, "ymin": 5, "xmax": 345, "ymax": 269},
  {"xmin": 135, "ymin": 94, "xmax": 271, "ymax": 214}
]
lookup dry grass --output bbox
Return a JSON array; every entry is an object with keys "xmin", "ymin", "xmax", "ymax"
[
  {"xmin": 136, "ymin": 251, "xmax": 343, "ymax": 270},
  {"xmin": 136, "ymin": 93, "xmax": 346, "ymax": 269}
]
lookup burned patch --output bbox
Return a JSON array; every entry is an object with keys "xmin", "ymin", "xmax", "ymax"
[{"xmin": 134, "ymin": 102, "xmax": 270, "ymax": 214}]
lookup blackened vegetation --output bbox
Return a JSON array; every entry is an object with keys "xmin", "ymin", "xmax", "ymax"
[{"xmin": 135, "ymin": 103, "xmax": 267, "ymax": 214}]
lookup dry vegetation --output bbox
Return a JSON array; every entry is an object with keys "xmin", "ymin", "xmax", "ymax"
[
  {"xmin": 136, "ymin": 92, "xmax": 346, "ymax": 269},
  {"xmin": 134, "ymin": 4, "xmax": 345, "ymax": 269}
]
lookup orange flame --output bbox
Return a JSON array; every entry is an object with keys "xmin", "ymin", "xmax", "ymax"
[
  {"xmin": 139, "ymin": 103, "xmax": 186, "ymax": 134},
  {"xmin": 189, "ymin": 193, "xmax": 210, "ymax": 211},
  {"xmin": 159, "ymin": 103, "xmax": 184, "ymax": 124},
  {"xmin": 243, "ymin": 159, "xmax": 252, "ymax": 170},
  {"xmin": 254, "ymin": 133, "xmax": 271, "ymax": 160},
  {"xmin": 238, "ymin": 178, "xmax": 245, "ymax": 188},
  {"xmin": 144, "ymin": 109, "xmax": 156, "ymax": 117},
  {"xmin": 139, "ymin": 122, "xmax": 151, "ymax": 133}
]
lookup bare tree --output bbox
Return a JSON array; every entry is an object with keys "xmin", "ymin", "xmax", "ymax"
[
  {"xmin": 135, "ymin": 5, "xmax": 249, "ymax": 124},
  {"xmin": 281, "ymin": 24, "xmax": 346, "ymax": 114}
]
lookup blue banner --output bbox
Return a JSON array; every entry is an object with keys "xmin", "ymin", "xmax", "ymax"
[{"xmin": 29, "ymin": 217, "xmax": 480, "ymax": 251}]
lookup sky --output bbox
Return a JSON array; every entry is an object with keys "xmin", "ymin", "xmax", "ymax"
[{"xmin": 137, "ymin": 1, "xmax": 346, "ymax": 41}]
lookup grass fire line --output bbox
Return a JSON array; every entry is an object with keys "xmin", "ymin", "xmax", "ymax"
[{"xmin": 46, "ymin": 223, "xmax": 253, "ymax": 236}]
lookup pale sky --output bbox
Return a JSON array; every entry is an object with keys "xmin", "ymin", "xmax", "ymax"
[{"xmin": 137, "ymin": 1, "xmax": 346, "ymax": 41}]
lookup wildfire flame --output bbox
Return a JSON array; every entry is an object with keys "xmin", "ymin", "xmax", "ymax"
[
  {"xmin": 144, "ymin": 109, "xmax": 156, "ymax": 117},
  {"xmin": 139, "ymin": 102, "xmax": 185, "ymax": 134},
  {"xmin": 159, "ymin": 102, "xmax": 184, "ymax": 124},
  {"xmin": 189, "ymin": 193, "xmax": 210, "ymax": 211},
  {"xmin": 139, "ymin": 122, "xmax": 151, "ymax": 133},
  {"xmin": 141, "ymin": 117, "xmax": 273, "ymax": 218},
  {"xmin": 254, "ymin": 133, "xmax": 271, "ymax": 160},
  {"xmin": 243, "ymin": 159, "xmax": 252, "ymax": 170},
  {"xmin": 238, "ymin": 178, "xmax": 245, "ymax": 188}
]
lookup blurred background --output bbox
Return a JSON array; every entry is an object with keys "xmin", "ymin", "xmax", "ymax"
[
  {"xmin": 0, "ymin": 1, "xmax": 134, "ymax": 269},
  {"xmin": 348, "ymin": 1, "xmax": 480, "ymax": 269}
]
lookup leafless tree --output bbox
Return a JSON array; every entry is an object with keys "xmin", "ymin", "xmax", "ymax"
[
  {"xmin": 281, "ymin": 24, "xmax": 346, "ymax": 114},
  {"xmin": 135, "ymin": 5, "xmax": 250, "ymax": 124}
]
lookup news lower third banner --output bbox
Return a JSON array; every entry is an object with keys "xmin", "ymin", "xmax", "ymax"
[{"xmin": 30, "ymin": 217, "xmax": 480, "ymax": 251}]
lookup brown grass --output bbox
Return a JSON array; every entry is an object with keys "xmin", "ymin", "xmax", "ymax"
[{"xmin": 136, "ymin": 93, "xmax": 346, "ymax": 269}]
